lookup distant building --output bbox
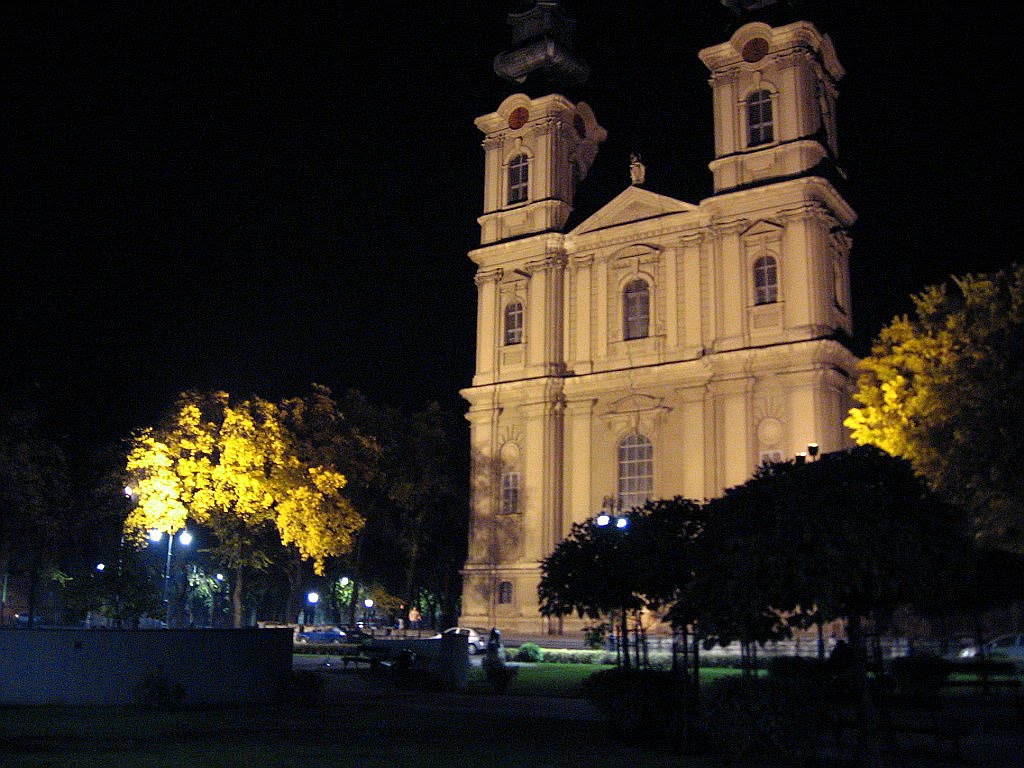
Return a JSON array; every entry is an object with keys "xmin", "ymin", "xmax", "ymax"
[{"xmin": 460, "ymin": 3, "xmax": 858, "ymax": 634}]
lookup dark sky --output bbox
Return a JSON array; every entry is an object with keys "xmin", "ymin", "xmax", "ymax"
[{"xmin": 4, "ymin": 1, "xmax": 1020, "ymax": 449}]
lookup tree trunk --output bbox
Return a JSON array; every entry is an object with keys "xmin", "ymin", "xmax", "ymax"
[
  {"xmin": 847, "ymin": 614, "xmax": 887, "ymax": 768},
  {"xmin": 402, "ymin": 507, "xmax": 427, "ymax": 609},
  {"xmin": 26, "ymin": 564, "xmax": 39, "ymax": 628},
  {"xmin": 283, "ymin": 548, "xmax": 302, "ymax": 623},
  {"xmin": 692, "ymin": 631, "xmax": 701, "ymax": 696},
  {"xmin": 620, "ymin": 607, "xmax": 631, "ymax": 670},
  {"xmin": 232, "ymin": 567, "xmax": 245, "ymax": 628}
]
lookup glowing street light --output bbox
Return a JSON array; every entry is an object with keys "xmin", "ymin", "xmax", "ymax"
[
  {"xmin": 149, "ymin": 528, "xmax": 193, "ymax": 627},
  {"xmin": 305, "ymin": 591, "xmax": 320, "ymax": 626}
]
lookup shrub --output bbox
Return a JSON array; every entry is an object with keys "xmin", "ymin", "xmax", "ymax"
[
  {"xmin": 702, "ymin": 675, "xmax": 828, "ymax": 766},
  {"xmin": 514, "ymin": 642, "xmax": 544, "ymax": 662},
  {"xmin": 482, "ymin": 650, "xmax": 518, "ymax": 693},
  {"xmin": 583, "ymin": 622, "xmax": 610, "ymax": 649},
  {"xmin": 537, "ymin": 649, "xmax": 605, "ymax": 664},
  {"xmin": 582, "ymin": 667, "xmax": 699, "ymax": 748}
]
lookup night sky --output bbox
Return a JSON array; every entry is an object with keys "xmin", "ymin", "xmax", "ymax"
[{"xmin": 5, "ymin": 2, "xmax": 1020, "ymax": 450}]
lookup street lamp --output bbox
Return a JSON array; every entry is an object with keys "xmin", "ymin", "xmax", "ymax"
[
  {"xmin": 596, "ymin": 495, "xmax": 629, "ymax": 528},
  {"xmin": 363, "ymin": 598, "xmax": 374, "ymax": 629},
  {"xmin": 596, "ymin": 495, "xmax": 630, "ymax": 665},
  {"xmin": 307, "ymin": 591, "xmax": 320, "ymax": 627},
  {"xmin": 149, "ymin": 527, "xmax": 192, "ymax": 627}
]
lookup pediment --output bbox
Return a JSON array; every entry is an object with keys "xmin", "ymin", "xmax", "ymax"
[
  {"xmin": 604, "ymin": 393, "xmax": 666, "ymax": 415},
  {"xmin": 599, "ymin": 392, "xmax": 672, "ymax": 435},
  {"xmin": 741, "ymin": 219, "xmax": 784, "ymax": 238},
  {"xmin": 571, "ymin": 186, "xmax": 697, "ymax": 236}
]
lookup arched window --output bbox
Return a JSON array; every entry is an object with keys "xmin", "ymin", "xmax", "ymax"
[
  {"xmin": 504, "ymin": 301, "xmax": 524, "ymax": 345},
  {"xmin": 747, "ymin": 89, "xmax": 774, "ymax": 146},
  {"xmin": 617, "ymin": 433, "xmax": 653, "ymax": 511},
  {"xmin": 500, "ymin": 471, "xmax": 520, "ymax": 515},
  {"xmin": 753, "ymin": 255, "xmax": 778, "ymax": 305},
  {"xmin": 508, "ymin": 153, "xmax": 529, "ymax": 204},
  {"xmin": 623, "ymin": 279, "xmax": 650, "ymax": 340},
  {"xmin": 498, "ymin": 581, "xmax": 513, "ymax": 605}
]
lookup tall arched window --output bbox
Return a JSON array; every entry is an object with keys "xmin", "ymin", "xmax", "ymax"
[
  {"xmin": 504, "ymin": 301, "xmax": 524, "ymax": 345},
  {"xmin": 753, "ymin": 255, "xmax": 778, "ymax": 305},
  {"xmin": 623, "ymin": 279, "xmax": 650, "ymax": 340},
  {"xmin": 617, "ymin": 433, "xmax": 653, "ymax": 511},
  {"xmin": 500, "ymin": 471, "xmax": 520, "ymax": 515},
  {"xmin": 747, "ymin": 89, "xmax": 774, "ymax": 146},
  {"xmin": 508, "ymin": 154, "xmax": 529, "ymax": 204}
]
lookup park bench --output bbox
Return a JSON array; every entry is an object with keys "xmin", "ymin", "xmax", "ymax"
[{"xmin": 296, "ymin": 641, "xmax": 388, "ymax": 668}]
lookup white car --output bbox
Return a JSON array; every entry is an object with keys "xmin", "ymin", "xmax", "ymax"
[
  {"xmin": 960, "ymin": 633, "xmax": 1024, "ymax": 662},
  {"xmin": 434, "ymin": 626, "xmax": 489, "ymax": 654}
]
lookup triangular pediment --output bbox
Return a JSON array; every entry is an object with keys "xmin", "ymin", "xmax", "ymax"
[{"xmin": 571, "ymin": 186, "xmax": 697, "ymax": 236}]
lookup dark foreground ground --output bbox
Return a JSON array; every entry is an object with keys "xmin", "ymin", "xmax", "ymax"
[{"xmin": 1, "ymin": 657, "xmax": 1021, "ymax": 767}]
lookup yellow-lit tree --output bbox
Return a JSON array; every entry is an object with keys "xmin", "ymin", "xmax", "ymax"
[
  {"xmin": 125, "ymin": 390, "xmax": 364, "ymax": 626},
  {"xmin": 845, "ymin": 264, "xmax": 1024, "ymax": 554}
]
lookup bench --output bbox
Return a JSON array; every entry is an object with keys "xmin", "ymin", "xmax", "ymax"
[{"xmin": 296, "ymin": 642, "xmax": 387, "ymax": 668}]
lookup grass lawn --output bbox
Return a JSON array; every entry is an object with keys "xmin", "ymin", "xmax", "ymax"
[
  {"xmin": 466, "ymin": 661, "xmax": 744, "ymax": 697},
  {"xmin": 0, "ymin": 662, "xmax": 725, "ymax": 768}
]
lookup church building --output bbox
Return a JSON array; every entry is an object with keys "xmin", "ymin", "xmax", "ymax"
[{"xmin": 459, "ymin": 2, "xmax": 859, "ymax": 634}]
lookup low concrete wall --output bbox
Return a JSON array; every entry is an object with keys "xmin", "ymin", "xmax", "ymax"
[
  {"xmin": 0, "ymin": 628, "xmax": 293, "ymax": 706},
  {"xmin": 372, "ymin": 633, "xmax": 468, "ymax": 691}
]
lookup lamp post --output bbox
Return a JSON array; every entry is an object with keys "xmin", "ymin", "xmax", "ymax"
[
  {"xmin": 596, "ymin": 496, "xmax": 630, "ymax": 666},
  {"xmin": 363, "ymin": 598, "xmax": 374, "ymax": 630},
  {"xmin": 149, "ymin": 527, "xmax": 192, "ymax": 627},
  {"xmin": 307, "ymin": 591, "xmax": 320, "ymax": 627}
]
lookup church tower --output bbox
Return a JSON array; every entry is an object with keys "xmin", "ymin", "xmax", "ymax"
[{"xmin": 459, "ymin": 3, "xmax": 859, "ymax": 635}]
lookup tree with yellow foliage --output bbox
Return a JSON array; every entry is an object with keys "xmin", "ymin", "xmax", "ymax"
[
  {"xmin": 125, "ymin": 389, "xmax": 364, "ymax": 626},
  {"xmin": 845, "ymin": 264, "xmax": 1024, "ymax": 554}
]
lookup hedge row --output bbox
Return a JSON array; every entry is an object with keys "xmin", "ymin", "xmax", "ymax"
[{"xmin": 506, "ymin": 646, "xmax": 748, "ymax": 669}]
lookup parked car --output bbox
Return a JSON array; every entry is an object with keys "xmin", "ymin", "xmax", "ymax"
[
  {"xmin": 296, "ymin": 627, "xmax": 347, "ymax": 644},
  {"xmin": 336, "ymin": 625, "xmax": 374, "ymax": 644},
  {"xmin": 433, "ymin": 626, "xmax": 489, "ymax": 654},
  {"xmin": 959, "ymin": 633, "xmax": 1024, "ymax": 662}
]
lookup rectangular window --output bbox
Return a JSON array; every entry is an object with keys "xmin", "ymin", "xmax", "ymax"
[
  {"xmin": 747, "ymin": 90, "xmax": 774, "ymax": 146},
  {"xmin": 754, "ymin": 255, "xmax": 778, "ymax": 305},
  {"xmin": 508, "ymin": 154, "xmax": 529, "ymax": 204},
  {"xmin": 623, "ymin": 280, "xmax": 650, "ymax": 340},
  {"xmin": 617, "ymin": 435, "xmax": 653, "ymax": 511},
  {"xmin": 504, "ymin": 302, "xmax": 523, "ymax": 345},
  {"xmin": 500, "ymin": 472, "xmax": 520, "ymax": 515}
]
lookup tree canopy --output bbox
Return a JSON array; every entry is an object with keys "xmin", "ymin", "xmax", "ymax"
[
  {"xmin": 845, "ymin": 264, "xmax": 1024, "ymax": 554},
  {"xmin": 690, "ymin": 447, "xmax": 968, "ymax": 648},
  {"xmin": 0, "ymin": 399, "xmax": 71, "ymax": 625},
  {"xmin": 124, "ymin": 388, "xmax": 364, "ymax": 625}
]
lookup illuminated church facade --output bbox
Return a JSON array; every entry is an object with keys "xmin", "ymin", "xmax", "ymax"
[{"xmin": 460, "ymin": 4, "xmax": 859, "ymax": 634}]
